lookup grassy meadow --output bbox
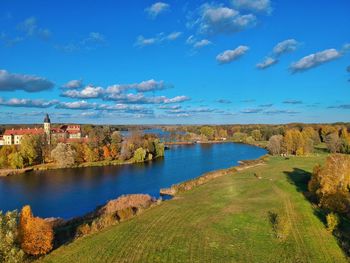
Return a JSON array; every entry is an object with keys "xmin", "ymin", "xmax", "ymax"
[{"xmin": 42, "ymin": 154, "xmax": 347, "ymax": 263}]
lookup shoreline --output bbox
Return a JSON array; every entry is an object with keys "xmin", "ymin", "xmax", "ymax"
[
  {"xmin": 0, "ymin": 158, "xmax": 139, "ymax": 177},
  {"xmin": 160, "ymin": 155, "xmax": 268, "ymax": 196},
  {"xmin": 0, "ymin": 141, "xmax": 268, "ymax": 177},
  {"xmin": 49, "ymin": 153, "xmax": 269, "ymax": 228}
]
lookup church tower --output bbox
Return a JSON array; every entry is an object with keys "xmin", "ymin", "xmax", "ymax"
[{"xmin": 44, "ymin": 113, "xmax": 51, "ymax": 144}]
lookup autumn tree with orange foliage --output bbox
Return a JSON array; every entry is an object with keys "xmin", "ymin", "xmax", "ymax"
[
  {"xmin": 19, "ymin": 205, "xmax": 54, "ymax": 256},
  {"xmin": 102, "ymin": 145, "xmax": 112, "ymax": 161}
]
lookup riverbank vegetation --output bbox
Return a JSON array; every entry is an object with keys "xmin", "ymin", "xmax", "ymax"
[
  {"xmin": 41, "ymin": 154, "xmax": 347, "ymax": 262},
  {"xmin": 0, "ymin": 205, "xmax": 54, "ymax": 262},
  {"xmin": 0, "ymin": 127, "xmax": 164, "ymax": 173},
  {"xmin": 0, "ymin": 194, "xmax": 158, "ymax": 262},
  {"xmin": 164, "ymin": 123, "xmax": 350, "ymax": 155},
  {"xmin": 307, "ymin": 154, "xmax": 350, "ymax": 255}
]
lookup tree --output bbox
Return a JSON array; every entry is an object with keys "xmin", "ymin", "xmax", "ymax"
[
  {"xmin": 111, "ymin": 131, "xmax": 122, "ymax": 145},
  {"xmin": 51, "ymin": 143, "xmax": 76, "ymax": 166},
  {"xmin": 268, "ymin": 135, "xmax": 283, "ymax": 155},
  {"xmin": 153, "ymin": 139, "xmax": 164, "ymax": 158},
  {"xmin": 340, "ymin": 128, "xmax": 350, "ymax": 154},
  {"xmin": 251, "ymin": 130, "xmax": 262, "ymax": 141},
  {"xmin": 325, "ymin": 133, "xmax": 341, "ymax": 153},
  {"xmin": 218, "ymin": 128, "xmax": 228, "ymax": 139},
  {"xmin": 19, "ymin": 205, "xmax": 53, "ymax": 256},
  {"xmin": 200, "ymin": 126, "xmax": 215, "ymax": 141},
  {"xmin": 231, "ymin": 132, "xmax": 247, "ymax": 143},
  {"xmin": 308, "ymin": 154, "xmax": 350, "ymax": 213},
  {"xmin": 20, "ymin": 135, "xmax": 42, "ymax": 166},
  {"xmin": 102, "ymin": 145, "xmax": 112, "ymax": 161},
  {"xmin": 0, "ymin": 146, "xmax": 15, "ymax": 168},
  {"xmin": 133, "ymin": 147, "xmax": 146, "ymax": 163},
  {"xmin": 83, "ymin": 144, "xmax": 100, "ymax": 162},
  {"xmin": 283, "ymin": 129, "xmax": 308, "ymax": 155},
  {"xmin": 302, "ymin": 127, "xmax": 320, "ymax": 145},
  {"xmin": 8, "ymin": 152, "xmax": 24, "ymax": 169},
  {"xmin": 0, "ymin": 210, "xmax": 25, "ymax": 263},
  {"xmin": 320, "ymin": 126, "xmax": 337, "ymax": 142}
]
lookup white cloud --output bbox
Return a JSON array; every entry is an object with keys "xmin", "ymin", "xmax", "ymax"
[
  {"xmin": 0, "ymin": 69, "xmax": 54, "ymax": 92},
  {"xmin": 231, "ymin": 0, "xmax": 272, "ymax": 14},
  {"xmin": 216, "ymin": 45, "xmax": 249, "ymax": 64},
  {"xmin": 62, "ymin": 79, "xmax": 169, "ymax": 99},
  {"xmin": 17, "ymin": 17, "xmax": 51, "ymax": 40},
  {"xmin": 159, "ymin": 105, "xmax": 182, "ymax": 110},
  {"xmin": 290, "ymin": 48, "xmax": 342, "ymax": 73},
  {"xmin": 273, "ymin": 39, "xmax": 299, "ymax": 56},
  {"xmin": 166, "ymin": 32, "xmax": 182, "ymax": 40},
  {"xmin": 256, "ymin": 57, "xmax": 278, "ymax": 69},
  {"xmin": 135, "ymin": 36, "xmax": 158, "ymax": 47},
  {"xmin": 135, "ymin": 32, "xmax": 181, "ymax": 47},
  {"xmin": 195, "ymin": 4, "xmax": 256, "ymax": 35},
  {"xmin": 135, "ymin": 79, "xmax": 166, "ymax": 92},
  {"xmin": 62, "ymin": 79, "xmax": 83, "ymax": 89},
  {"xmin": 194, "ymin": 39, "xmax": 212, "ymax": 49},
  {"xmin": 106, "ymin": 93, "xmax": 190, "ymax": 104},
  {"xmin": 62, "ymin": 85, "xmax": 104, "ymax": 99},
  {"xmin": 0, "ymin": 97, "xmax": 57, "ymax": 108},
  {"xmin": 56, "ymin": 100, "xmax": 96, "ymax": 110},
  {"xmin": 164, "ymin": 96, "xmax": 190, "ymax": 104},
  {"xmin": 257, "ymin": 39, "xmax": 299, "ymax": 70},
  {"xmin": 186, "ymin": 35, "xmax": 212, "ymax": 49},
  {"xmin": 106, "ymin": 79, "xmax": 167, "ymax": 94},
  {"xmin": 145, "ymin": 2, "xmax": 170, "ymax": 18}
]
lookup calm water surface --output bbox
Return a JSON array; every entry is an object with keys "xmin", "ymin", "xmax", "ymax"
[{"xmin": 0, "ymin": 143, "xmax": 266, "ymax": 219}]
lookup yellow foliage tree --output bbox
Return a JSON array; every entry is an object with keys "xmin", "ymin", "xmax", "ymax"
[
  {"xmin": 19, "ymin": 205, "xmax": 54, "ymax": 256},
  {"xmin": 309, "ymin": 154, "xmax": 350, "ymax": 213}
]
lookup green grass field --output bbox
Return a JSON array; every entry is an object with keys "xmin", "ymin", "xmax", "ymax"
[{"xmin": 42, "ymin": 155, "xmax": 347, "ymax": 263}]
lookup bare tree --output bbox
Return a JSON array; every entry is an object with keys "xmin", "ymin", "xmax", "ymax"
[
  {"xmin": 51, "ymin": 143, "xmax": 76, "ymax": 167},
  {"xmin": 268, "ymin": 135, "xmax": 283, "ymax": 155}
]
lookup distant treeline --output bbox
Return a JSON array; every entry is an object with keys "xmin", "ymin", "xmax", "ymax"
[{"xmin": 162, "ymin": 123, "xmax": 350, "ymax": 155}]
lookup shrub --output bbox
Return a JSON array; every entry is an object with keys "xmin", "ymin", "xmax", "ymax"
[
  {"xmin": 0, "ymin": 210, "xmax": 25, "ymax": 263},
  {"xmin": 19, "ymin": 205, "xmax": 54, "ymax": 256},
  {"xmin": 116, "ymin": 207, "xmax": 135, "ymax": 221},
  {"xmin": 75, "ymin": 224, "xmax": 91, "ymax": 239},
  {"xmin": 326, "ymin": 212, "xmax": 339, "ymax": 233},
  {"xmin": 268, "ymin": 211, "xmax": 290, "ymax": 241},
  {"xmin": 98, "ymin": 194, "xmax": 153, "ymax": 216}
]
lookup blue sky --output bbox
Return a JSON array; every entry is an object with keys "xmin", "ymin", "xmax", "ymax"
[{"xmin": 0, "ymin": 0, "xmax": 349, "ymax": 124}]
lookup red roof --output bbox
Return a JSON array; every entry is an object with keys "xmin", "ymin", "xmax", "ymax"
[
  {"xmin": 4, "ymin": 128, "xmax": 45, "ymax": 136},
  {"xmin": 51, "ymin": 127, "xmax": 65, "ymax": 133},
  {"xmin": 67, "ymin": 125, "xmax": 80, "ymax": 130}
]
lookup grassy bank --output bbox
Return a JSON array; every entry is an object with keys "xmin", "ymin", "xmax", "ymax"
[{"xmin": 42, "ymin": 154, "xmax": 347, "ymax": 262}]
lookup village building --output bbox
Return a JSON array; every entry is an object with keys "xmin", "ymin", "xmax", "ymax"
[{"xmin": 1, "ymin": 114, "xmax": 83, "ymax": 145}]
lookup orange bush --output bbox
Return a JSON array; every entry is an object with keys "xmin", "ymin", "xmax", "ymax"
[{"xmin": 20, "ymin": 205, "xmax": 54, "ymax": 256}]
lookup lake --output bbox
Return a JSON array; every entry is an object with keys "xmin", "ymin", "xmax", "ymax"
[{"xmin": 0, "ymin": 143, "xmax": 267, "ymax": 219}]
